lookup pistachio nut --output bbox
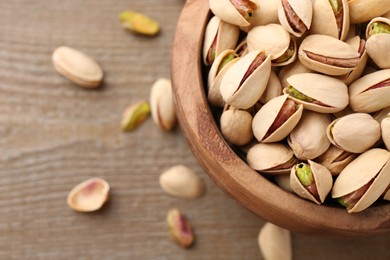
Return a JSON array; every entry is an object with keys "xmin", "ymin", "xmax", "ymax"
[
  {"xmin": 290, "ymin": 161, "xmax": 333, "ymax": 204},
  {"xmin": 203, "ymin": 16, "xmax": 240, "ymax": 65},
  {"xmin": 298, "ymin": 34, "xmax": 360, "ymax": 76},
  {"xmin": 208, "ymin": 50, "xmax": 240, "ymax": 107},
  {"xmin": 337, "ymin": 36, "xmax": 368, "ymax": 85},
  {"xmin": 167, "ymin": 208, "xmax": 194, "ymax": 248},
  {"xmin": 247, "ymin": 24, "xmax": 296, "ymax": 66},
  {"xmin": 258, "ymin": 222, "xmax": 292, "ymax": 260},
  {"xmin": 259, "ymin": 70, "xmax": 282, "ymax": 104},
  {"xmin": 278, "ymin": 0, "xmax": 313, "ymax": 37},
  {"xmin": 235, "ymin": 38, "xmax": 249, "ymax": 57},
  {"xmin": 348, "ymin": 0, "xmax": 390, "ymax": 24},
  {"xmin": 310, "ymin": 0, "xmax": 350, "ymax": 40},
  {"xmin": 274, "ymin": 174, "xmax": 294, "ymax": 193},
  {"xmin": 315, "ymin": 145, "xmax": 357, "ymax": 176},
  {"xmin": 52, "ymin": 46, "xmax": 103, "ymax": 88},
  {"xmin": 159, "ymin": 165, "xmax": 205, "ymax": 199},
  {"xmin": 283, "ymin": 73, "xmax": 349, "ymax": 113},
  {"xmin": 220, "ymin": 50, "xmax": 271, "ymax": 109},
  {"xmin": 365, "ymin": 17, "xmax": 390, "ymax": 69},
  {"xmin": 332, "ymin": 148, "xmax": 390, "ymax": 213},
  {"xmin": 220, "ymin": 105, "xmax": 254, "ymax": 146},
  {"xmin": 150, "ymin": 78, "xmax": 177, "ymax": 131},
  {"xmin": 252, "ymin": 94, "xmax": 303, "ymax": 143},
  {"xmin": 247, "ymin": 143, "xmax": 298, "ymax": 174},
  {"xmin": 288, "ymin": 111, "xmax": 331, "ymax": 160},
  {"xmin": 118, "ymin": 11, "xmax": 160, "ymax": 36},
  {"xmin": 381, "ymin": 113, "xmax": 390, "ymax": 151},
  {"xmin": 278, "ymin": 60, "xmax": 312, "ymax": 89},
  {"xmin": 67, "ymin": 178, "xmax": 110, "ymax": 212},
  {"xmin": 240, "ymin": 0, "xmax": 280, "ymax": 33},
  {"xmin": 373, "ymin": 106, "xmax": 390, "ymax": 123},
  {"xmin": 121, "ymin": 100, "xmax": 151, "ymax": 132},
  {"xmin": 349, "ymin": 69, "xmax": 390, "ymax": 113},
  {"xmin": 209, "ymin": 0, "xmax": 259, "ymax": 27}
]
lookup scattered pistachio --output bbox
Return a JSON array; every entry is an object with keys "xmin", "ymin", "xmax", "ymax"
[
  {"xmin": 258, "ymin": 222, "xmax": 292, "ymax": 260},
  {"xmin": 67, "ymin": 178, "xmax": 110, "ymax": 212},
  {"xmin": 119, "ymin": 11, "xmax": 160, "ymax": 36},
  {"xmin": 167, "ymin": 208, "xmax": 195, "ymax": 248},
  {"xmin": 121, "ymin": 100, "xmax": 150, "ymax": 132}
]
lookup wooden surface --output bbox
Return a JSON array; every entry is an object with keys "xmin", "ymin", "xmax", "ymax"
[{"xmin": 0, "ymin": 0, "xmax": 389, "ymax": 259}]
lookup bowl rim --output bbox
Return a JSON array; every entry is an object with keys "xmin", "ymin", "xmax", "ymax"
[{"xmin": 171, "ymin": 0, "xmax": 390, "ymax": 237}]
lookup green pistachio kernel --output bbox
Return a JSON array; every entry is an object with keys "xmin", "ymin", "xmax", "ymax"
[
  {"xmin": 369, "ymin": 22, "xmax": 390, "ymax": 37},
  {"xmin": 337, "ymin": 197, "xmax": 349, "ymax": 208},
  {"xmin": 217, "ymin": 54, "xmax": 236, "ymax": 74},
  {"xmin": 329, "ymin": 0, "xmax": 341, "ymax": 13},
  {"xmin": 296, "ymin": 163, "xmax": 314, "ymax": 187},
  {"xmin": 287, "ymin": 86, "xmax": 314, "ymax": 102}
]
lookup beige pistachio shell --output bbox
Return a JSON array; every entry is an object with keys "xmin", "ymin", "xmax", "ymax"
[
  {"xmin": 220, "ymin": 50, "xmax": 272, "ymax": 109},
  {"xmin": 207, "ymin": 50, "xmax": 239, "ymax": 107},
  {"xmin": 284, "ymin": 73, "xmax": 349, "ymax": 113},
  {"xmin": 349, "ymin": 69, "xmax": 390, "ymax": 113},
  {"xmin": 348, "ymin": 0, "xmax": 390, "ymax": 24},
  {"xmin": 365, "ymin": 17, "xmax": 390, "ymax": 69},
  {"xmin": 288, "ymin": 111, "xmax": 331, "ymax": 160},
  {"xmin": 290, "ymin": 160, "xmax": 333, "ymax": 204},
  {"xmin": 258, "ymin": 222, "xmax": 292, "ymax": 260},
  {"xmin": 332, "ymin": 148, "xmax": 390, "ymax": 213},
  {"xmin": 373, "ymin": 106, "xmax": 390, "ymax": 123},
  {"xmin": 203, "ymin": 16, "xmax": 240, "ymax": 65},
  {"xmin": 260, "ymin": 70, "xmax": 282, "ymax": 104},
  {"xmin": 252, "ymin": 94, "xmax": 303, "ymax": 143},
  {"xmin": 235, "ymin": 39, "xmax": 249, "ymax": 57},
  {"xmin": 247, "ymin": 143, "xmax": 296, "ymax": 174},
  {"xmin": 273, "ymin": 37, "xmax": 297, "ymax": 67},
  {"xmin": 382, "ymin": 114, "xmax": 390, "ymax": 151},
  {"xmin": 242, "ymin": 0, "xmax": 280, "ymax": 30},
  {"xmin": 278, "ymin": 60, "xmax": 312, "ymax": 89},
  {"xmin": 326, "ymin": 113, "xmax": 381, "ymax": 153},
  {"xmin": 278, "ymin": 0, "xmax": 312, "ymax": 37},
  {"xmin": 298, "ymin": 34, "xmax": 359, "ymax": 76},
  {"xmin": 275, "ymin": 175, "xmax": 294, "ymax": 193},
  {"xmin": 221, "ymin": 105, "xmax": 254, "ymax": 146},
  {"xmin": 315, "ymin": 145, "xmax": 357, "ymax": 176},
  {"xmin": 310, "ymin": 0, "xmax": 349, "ymax": 40},
  {"xmin": 384, "ymin": 188, "xmax": 390, "ymax": 200},
  {"xmin": 247, "ymin": 24, "xmax": 291, "ymax": 59},
  {"xmin": 209, "ymin": 0, "xmax": 258, "ymax": 27}
]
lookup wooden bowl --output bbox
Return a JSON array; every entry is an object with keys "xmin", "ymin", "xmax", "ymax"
[{"xmin": 171, "ymin": 0, "xmax": 390, "ymax": 237}]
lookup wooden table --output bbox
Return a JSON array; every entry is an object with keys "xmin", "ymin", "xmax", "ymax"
[{"xmin": 0, "ymin": 0, "xmax": 389, "ymax": 259}]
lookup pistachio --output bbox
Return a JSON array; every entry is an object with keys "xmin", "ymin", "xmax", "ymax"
[
  {"xmin": 234, "ymin": 39, "xmax": 249, "ymax": 57},
  {"xmin": 221, "ymin": 105, "xmax": 253, "ymax": 146},
  {"xmin": 278, "ymin": 0, "xmax": 313, "ymax": 37},
  {"xmin": 315, "ymin": 145, "xmax": 357, "ymax": 176},
  {"xmin": 365, "ymin": 18, "xmax": 390, "ymax": 69},
  {"xmin": 209, "ymin": 0, "xmax": 258, "ymax": 27},
  {"xmin": 259, "ymin": 70, "xmax": 282, "ymax": 104},
  {"xmin": 373, "ymin": 106, "xmax": 390, "ymax": 123},
  {"xmin": 159, "ymin": 165, "xmax": 205, "ymax": 199},
  {"xmin": 348, "ymin": 0, "xmax": 390, "ymax": 24},
  {"xmin": 381, "ymin": 113, "xmax": 390, "ymax": 151},
  {"xmin": 167, "ymin": 208, "xmax": 194, "ymax": 248},
  {"xmin": 278, "ymin": 60, "xmax": 312, "ymax": 89},
  {"xmin": 258, "ymin": 222, "xmax": 292, "ymax": 260},
  {"xmin": 119, "ymin": 11, "xmax": 160, "ymax": 36},
  {"xmin": 275, "ymin": 175, "xmax": 294, "ymax": 193},
  {"xmin": 150, "ymin": 78, "xmax": 177, "ymax": 131},
  {"xmin": 384, "ymin": 185, "xmax": 390, "ymax": 201},
  {"xmin": 241, "ymin": 0, "xmax": 279, "ymax": 31},
  {"xmin": 52, "ymin": 46, "xmax": 103, "ymax": 88},
  {"xmin": 121, "ymin": 100, "xmax": 150, "ymax": 132},
  {"xmin": 67, "ymin": 178, "xmax": 110, "ymax": 212},
  {"xmin": 332, "ymin": 148, "xmax": 390, "ymax": 213}
]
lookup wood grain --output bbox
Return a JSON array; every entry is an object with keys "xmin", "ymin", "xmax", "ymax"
[{"xmin": 0, "ymin": 0, "xmax": 389, "ymax": 259}]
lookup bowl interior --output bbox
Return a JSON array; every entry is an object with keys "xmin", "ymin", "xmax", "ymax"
[{"xmin": 171, "ymin": 0, "xmax": 390, "ymax": 237}]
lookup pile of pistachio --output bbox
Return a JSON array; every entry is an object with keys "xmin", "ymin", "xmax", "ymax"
[{"xmin": 205, "ymin": 0, "xmax": 390, "ymax": 213}]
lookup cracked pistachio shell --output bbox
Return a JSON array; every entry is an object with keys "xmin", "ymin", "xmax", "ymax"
[
  {"xmin": 382, "ymin": 114, "xmax": 390, "ymax": 151},
  {"xmin": 332, "ymin": 148, "xmax": 390, "ymax": 213},
  {"xmin": 258, "ymin": 222, "xmax": 292, "ymax": 260},
  {"xmin": 288, "ymin": 111, "xmax": 331, "ymax": 160},
  {"xmin": 290, "ymin": 160, "xmax": 333, "ymax": 204},
  {"xmin": 278, "ymin": 0, "xmax": 313, "ymax": 37},
  {"xmin": 220, "ymin": 50, "xmax": 271, "ymax": 109},
  {"xmin": 337, "ymin": 36, "xmax": 368, "ymax": 85},
  {"xmin": 209, "ymin": 0, "xmax": 259, "ymax": 27},
  {"xmin": 311, "ymin": 0, "xmax": 350, "ymax": 40},
  {"xmin": 252, "ymin": 95, "xmax": 303, "ymax": 143},
  {"xmin": 365, "ymin": 17, "xmax": 390, "ymax": 69},
  {"xmin": 221, "ymin": 105, "xmax": 254, "ymax": 146},
  {"xmin": 208, "ymin": 50, "xmax": 240, "ymax": 107},
  {"xmin": 298, "ymin": 35, "xmax": 359, "ymax": 76},
  {"xmin": 203, "ymin": 16, "xmax": 240, "ymax": 65},
  {"xmin": 259, "ymin": 70, "xmax": 282, "ymax": 104},
  {"xmin": 278, "ymin": 60, "xmax": 312, "ymax": 89},
  {"xmin": 348, "ymin": 0, "xmax": 390, "ymax": 24},
  {"xmin": 315, "ymin": 145, "xmax": 357, "ymax": 176},
  {"xmin": 247, "ymin": 143, "xmax": 296, "ymax": 174},
  {"xmin": 349, "ymin": 69, "xmax": 390, "ymax": 113},
  {"xmin": 326, "ymin": 113, "xmax": 381, "ymax": 153},
  {"xmin": 275, "ymin": 175, "xmax": 294, "ymax": 193},
  {"xmin": 284, "ymin": 73, "xmax": 349, "ymax": 113}
]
